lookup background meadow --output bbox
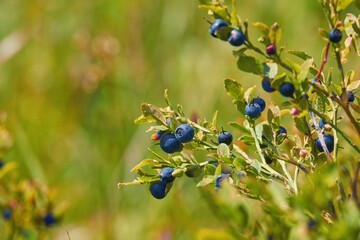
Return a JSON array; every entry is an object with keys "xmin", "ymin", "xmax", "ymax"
[{"xmin": 0, "ymin": 0, "xmax": 359, "ymax": 239}]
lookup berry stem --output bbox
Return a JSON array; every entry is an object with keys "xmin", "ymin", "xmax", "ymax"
[
  {"xmin": 352, "ymin": 159, "xmax": 360, "ymax": 206},
  {"xmin": 315, "ymin": 41, "xmax": 330, "ymax": 80}
]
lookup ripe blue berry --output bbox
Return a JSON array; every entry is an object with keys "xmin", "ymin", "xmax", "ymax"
[
  {"xmin": 156, "ymin": 130, "xmax": 167, "ymax": 139},
  {"xmin": 279, "ymin": 82, "xmax": 294, "ymax": 97},
  {"xmin": 318, "ymin": 119, "xmax": 327, "ymax": 128},
  {"xmin": 217, "ymin": 131, "xmax": 233, "ymax": 145},
  {"xmin": 253, "ymin": 97, "xmax": 266, "ymax": 112},
  {"xmin": 227, "ymin": 29, "xmax": 245, "ymax": 46},
  {"xmin": 340, "ymin": 91, "xmax": 355, "ymax": 102},
  {"xmin": 301, "ymin": 93, "xmax": 309, "ymax": 100},
  {"xmin": 266, "ymin": 44, "xmax": 276, "ymax": 55},
  {"xmin": 175, "ymin": 124, "xmax": 194, "ymax": 143},
  {"xmin": 43, "ymin": 212, "xmax": 56, "ymax": 226},
  {"xmin": 3, "ymin": 209, "xmax": 11, "ymax": 219},
  {"xmin": 245, "ymin": 102, "xmax": 261, "ymax": 118},
  {"xmin": 276, "ymin": 126, "xmax": 287, "ymax": 136},
  {"xmin": 315, "ymin": 134, "xmax": 334, "ymax": 153},
  {"xmin": 159, "ymin": 167, "xmax": 175, "ymax": 183},
  {"xmin": 209, "ymin": 19, "xmax": 228, "ymax": 37},
  {"xmin": 214, "ymin": 173, "xmax": 228, "ymax": 190},
  {"xmin": 265, "ymin": 157, "xmax": 273, "ymax": 164},
  {"xmin": 328, "ymin": 28, "xmax": 342, "ymax": 43},
  {"xmin": 0, "ymin": 159, "xmax": 4, "ymax": 168},
  {"xmin": 160, "ymin": 133, "xmax": 181, "ymax": 153},
  {"xmin": 262, "ymin": 77, "xmax": 276, "ymax": 93},
  {"xmin": 149, "ymin": 180, "xmax": 167, "ymax": 199}
]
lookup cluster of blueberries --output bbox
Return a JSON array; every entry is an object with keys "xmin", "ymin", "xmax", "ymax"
[
  {"xmin": 150, "ymin": 117, "xmax": 236, "ymax": 198},
  {"xmin": 148, "ymin": 24, "xmax": 349, "ymax": 197},
  {"xmin": 209, "ymin": 19, "xmax": 245, "ymax": 47}
]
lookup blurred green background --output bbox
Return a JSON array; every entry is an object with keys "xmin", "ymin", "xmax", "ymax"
[{"xmin": 0, "ymin": 0, "xmax": 359, "ymax": 239}]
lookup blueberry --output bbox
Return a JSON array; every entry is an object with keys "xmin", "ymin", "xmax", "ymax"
[
  {"xmin": 3, "ymin": 208, "xmax": 11, "ymax": 219},
  {"xmin": 266, "ymin": 44, "xmax": 276, "ymax": 55},
  {"xmin": 265, "ymin": 157, "xmax": 273, "ymax": 164},
  {"xmin": 315, "ymin": 134, "xmax": 334, "ymax": 153},
  {"xmin": 253, "ymin": 97, "xmax": 266, "ymax": 112},
  {"xmin": 159, "ymin": 167, "xmax": 175, "ymax": 183},
  {"xmin": 0, "ymin": 159, "xmax": 4, "ymax": 168},
  {"xmin": 301, "ymin": 93, "xmax": 309, "ymax": 100},
  {"xmin": 174, "ymin": 124, "xmax": 194, "ymax": 143},
  {"xmin": 227, "ymin": 29, "xmax": 245, "ymax": 46},
  {"xmin": 245, "ymin": 102, "xmax": 261, "ymax": 118},
  {"xmin": 328, "ymin": 28, "xmax": 342, "ymax": 43},
  {"xmin": 156, "ymin": 130, "xmax": 167, "ymax": 139},
  {"xmin": 149, "ymin": 181, "xmax": 167, "ymax": 199},
  {"xmin": 160, "ymin": 133, "xmax": 181, "ymax": 153},
  {"xmin": 340, "ymin": 91, "xmax": 355, "ymax": 102},
  {"xmin": 318, "ymin": 118, "xmax": 326, "ymax": 128},
  {"xmin": 217, "ymin": 131, "xmax": 233, "ymax": 145},
  {"xmin": 278, "ymin": 82, "xmax": 294, "ymax": 97},
  {"xmin": 43, "ymin": 212, "xmax": 56, "ymax": 226},
  {"xmin": 209, "ymin": 19, "xmax": 228, "ymax": 37},
  {"xmin": 214, "ymin": 173, "xmax": 228, "ymax": 189},
  {"xmin": 276, "ymin": 126, "xmax": 287, "ymax": 136},
  {"xmin": 262, "ymin": 77, "xmax": 276, "ymax": 92}
]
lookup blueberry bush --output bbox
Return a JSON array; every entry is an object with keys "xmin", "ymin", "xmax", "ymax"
[
  {"xmin": 119, "ymin": 0, "xmax": 360, "ymax": 238},
  {"xmin": 0, "ymin": 113, "xmax": 64, "ymax": 239}
]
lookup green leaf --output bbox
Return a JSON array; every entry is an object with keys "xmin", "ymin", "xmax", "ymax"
[
  {"xmin": 326, "ymin": 67, "xmax": 333, "ymax": 85},
  {"xmin": 234, "ymin": 99, "xmax": 247, "ymax": 115},
  {"xmin": 263, "ymin": 124, "xmax": 274, "ymax": 142},
  {"xmin": 250, "ymin": 160, "xmax": 262, "ymax": 175},
  {"xmin": 332, "ymin": 83, "xmax": 343, "ymax": 96},
  {"xmin": 336, "ymin": 0, "xmax": 354, "ymax": 11},
  {"xmin": 286, "ymin": 50, "xmax": 312, "ymax": 60},
  {"xmin": 233, "ymin": 156, "xmax": 247, "ymax": 170},
  {"xmin": 263, "ymin": 62, "xmax": 278, "ymax": 79},
  {"xmin": 286, "ymin": 58, "xmax": 301, "ymax": 74},
  {"xmin": 215, "ymin": 164, "xmax": 222, "ymax": 177},
  {"xmin": 271, "ymin": 73, "xmax": 287, "ymax": 89},
  {"xmin": 313, "ymin": 95, "xmax": 326, "ymax": 113},
  {"xmin": 224, "ymin": 78, "xmax": 244, "ymax": 100},
  {"xmin": 345, "ymin": 70, "xmax": 355, "ymax": 86},
  {"xmin": 228, "ymin": 122, "xmax": 251, "ymax": 135},
  {"xmin": 213, "ymin": 26, "xmax": 233, "ymax": 41},
  {"xmin": 196, "ymin": 175, "xmax": 214, "ymax": 187},
  {"xmin": 318, "ymin": 28, "xmax": 329, "ymax": 41},
  {"xmin": 298, "ymin": 58, "xmax": 313, "ymax": 82},
  {"xmin": 131, "ymin": 159, "xmax": 160, "ymax": 172},
  {"xmin": 141, "ymin": 103, "xmax": 167, "ymax": 125},
  {"xmin": 134, "ymin": 114, "xmax": 155, "ymax": 124},
  {"xmin": 244, "ymin": 85, "xmax": 256, "ymax": 102},
  {"xmin": 347, "ymin": 80, "xmax": 360, "ymax": 91},
  {"xmin": 145, "ymin": 125, "xmax": 168, "ymax": 132},
  {"xmin": 199, "ymin": 5, "xmax": 230, "ymax": 22},
  {"xmin": 294, "ymin": 117, "xmax": 309, "ymax": 135},
  {"xmin": 269, "ymin": 22, "xmax": 281, "ymax": 45},
  {"xmin": 239, "ymin": 135, "xmax": 255, "ymax": 146},
  {"xmin": 230, "ymin": 0, "xmax": 239, "ymax": 26},
  {"xmin": 253, "ymin": 22, "xmax": 269, "ymax": 36},
  {"xmin": 237, "ymin": 55, "xmax": 264, "ymax": 75},
  {"xmin": 217, "ymin": 143, "xmax": 231, "ymax": 158}
]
